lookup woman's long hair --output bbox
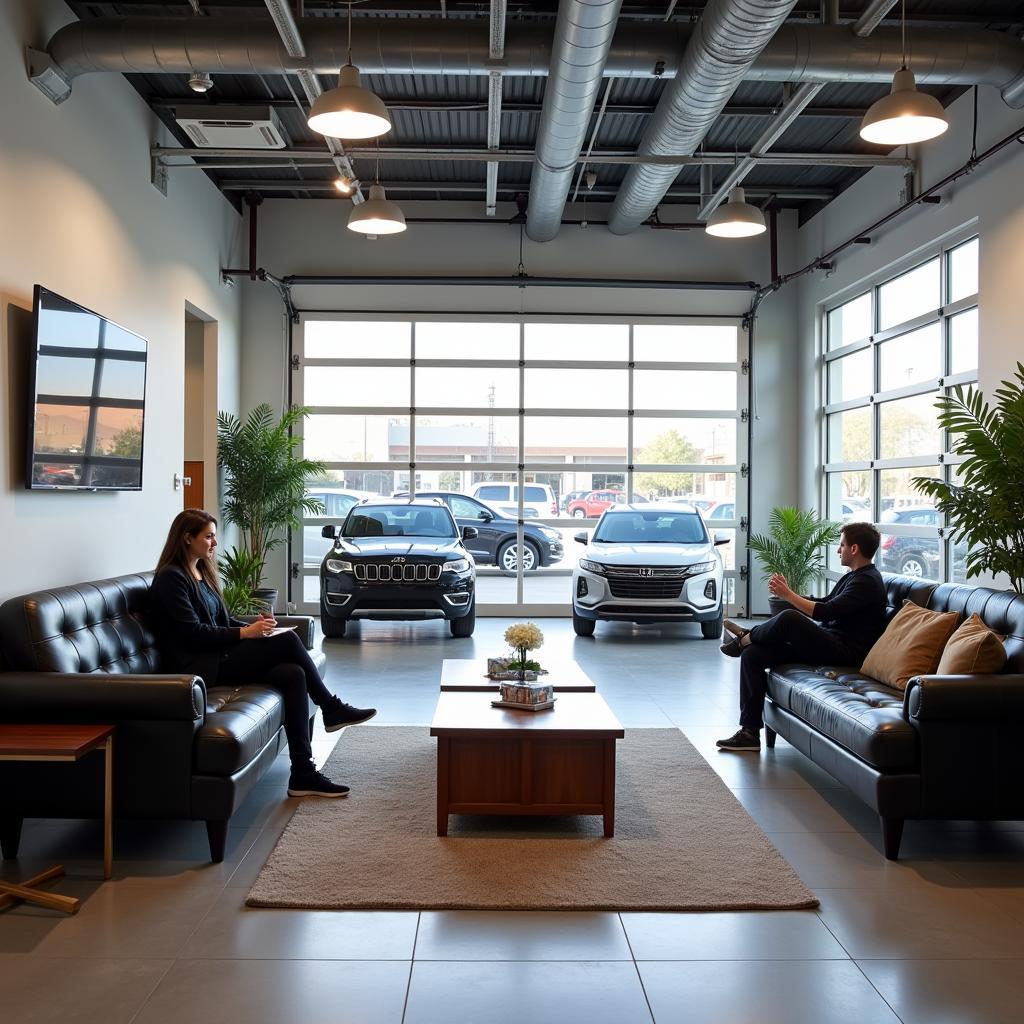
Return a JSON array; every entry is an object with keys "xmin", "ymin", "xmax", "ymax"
[{"xmin": 156, "ymin": 508, "xmax": 222, "ymax": 594}]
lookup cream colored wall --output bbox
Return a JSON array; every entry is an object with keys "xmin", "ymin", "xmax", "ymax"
[{"xmin": 0, "ymin": 1, "xmax": 243, "ymax": 595}]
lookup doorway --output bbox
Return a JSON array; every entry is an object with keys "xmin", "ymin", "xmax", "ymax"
[{"xmin": 183, "ymin": 308, "xmax": 218, "ymax": 511}]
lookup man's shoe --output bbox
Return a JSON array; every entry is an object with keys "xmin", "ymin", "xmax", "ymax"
[
  {"xmin": 287, "ymin": 769, "xmax": 350, "ymax": 798},
  {"xmin": 720, "ymin": 635, "xmax": 744, "ymax": 658},
  {"xmin": 716, "ymin": 728, "xmax": 761, "ymax": 752},
  {"xmin": 723, "ymin": 619, "xmax": 749, "ymax": 640},
  {"xmin": 322, "ymin": 698, "xmax": 377, "ymax": 733}
]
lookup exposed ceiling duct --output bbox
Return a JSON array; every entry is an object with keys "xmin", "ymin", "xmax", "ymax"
[
  {"xmin": 606, "ymin": 0, "xmax": 802, "ymax": 237},
  {"xmin": 36, "ymin": 17, "xmax": 1024, "ymax": 108},
  {"xmin": 526, "ymin": 0, "xmax": 623, "ymax": 243}
]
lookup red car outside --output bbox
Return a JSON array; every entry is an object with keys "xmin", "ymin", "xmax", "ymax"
[{"xmin": 566, "ymin": 489, "xmax": 647, "ymax": 518}]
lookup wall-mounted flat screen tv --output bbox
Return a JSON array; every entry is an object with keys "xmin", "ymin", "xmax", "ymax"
[{"xmin": 26, "ymin": 286, "xmax": 148, "ymax": 491}]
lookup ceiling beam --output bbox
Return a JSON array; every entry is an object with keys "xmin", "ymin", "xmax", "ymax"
[{"xmin": 486, "ymin": 0, "xmax": 506, "ymax": 216}]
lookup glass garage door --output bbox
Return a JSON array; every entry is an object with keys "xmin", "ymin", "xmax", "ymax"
[{"xmin": 292, "ymin": 316, "xmax": 748, "ymax": 617}]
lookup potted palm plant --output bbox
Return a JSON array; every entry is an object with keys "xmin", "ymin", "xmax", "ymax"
[
  {"xmin": 217, "ymin": 403, "xmax": 327, "ymax": 613},
  {"xmin": 912, "ymin": 362, "xmax": 1024, "ymax": 594},
  {"xmin": 748, "ymin": 507, "xmax": 842, "ymax": 615}
]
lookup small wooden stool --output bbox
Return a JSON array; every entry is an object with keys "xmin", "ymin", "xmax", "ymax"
[{"xmin": 0, "ymin": 724, "xmax": 115, "ymax": 914}]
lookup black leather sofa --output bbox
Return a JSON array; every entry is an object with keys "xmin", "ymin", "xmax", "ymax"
[
  {"xmin": 764, "ymin": 573, "xmax": 1024, "ymax": 859},
  {"xmin": 0, "ymin": 572, "xmax": 322, "ymax": 862}
]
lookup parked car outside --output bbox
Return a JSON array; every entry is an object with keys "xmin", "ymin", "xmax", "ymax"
[
  {"xmin": 566, "ymin": 490, "xmax": 648, "ymax": 519},
  {"xmin": 468, "ymin": 481, "xmax": 558, "ymax": 518},
  {"xmin": 319, "ymin": 498, "xmax": 476, "ymax": 638},
  {"xmin": 704, "ymin": 501, "xmax": 736, "ymax": 522},
  {"xmin": 303, "ymin": 488, "xmax": 378, "ymax": 566},
  {"xmin": 571, "ymin": 503, "xmax": 727, "ymax": 638},
  {"xmin": 560, "ymin": 489, "xmax": 589, "ymax": 513},
  {"xmin": 878, "ymin": 506, "xmax": 942, "ymax": 579},
  {"xmin": 392, "ymin": 491, "xmax": 564, "ymax": 571}
]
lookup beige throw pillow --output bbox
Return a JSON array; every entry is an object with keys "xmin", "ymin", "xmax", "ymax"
[
  {"xmin": 936, "ymin": 613, "xmax": 1007, "ymax": 675},
  {"xmin": 861, "ymin": 600, "xmax": 962, "ymax": 691}
]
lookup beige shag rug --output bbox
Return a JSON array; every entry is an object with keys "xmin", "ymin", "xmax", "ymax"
[{"xmin": 247, "ymin": 727, "xmax": 818, "ymax": 911}]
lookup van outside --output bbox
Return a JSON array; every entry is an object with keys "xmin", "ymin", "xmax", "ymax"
[{"xmin": 467, "ymin": 482, "xmax": 558, "ymax": 518}]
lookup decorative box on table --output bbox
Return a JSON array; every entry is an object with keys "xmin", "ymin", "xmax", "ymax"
[{"xmin": 495, "ymin": 680, "xmax": 555, "ymax": 709}]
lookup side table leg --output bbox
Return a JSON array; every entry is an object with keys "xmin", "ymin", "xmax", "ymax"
[
  {"xmin": 603, "ymin": 738, "xmax": 616, "ymax": 838},
  {"xmin": 436, "ymin": 738, "xmax": 450, "ymax": 837},
  {"xmin": 103, "ymin": 736, "xmax": 113, "ymax": 879}
]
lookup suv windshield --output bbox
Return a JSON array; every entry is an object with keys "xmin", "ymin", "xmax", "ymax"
[
  {"xmin": 593, "ymin": 511, "xmax": 708, "ymax": 544},
  {"xmin": 344, "ymin": 505, "xmax": 457, "ymax": 539}
]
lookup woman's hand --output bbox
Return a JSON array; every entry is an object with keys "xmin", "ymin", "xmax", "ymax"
[{"xmin": 240, "ymin": 617, "xmax": 277, "ymax": 639}]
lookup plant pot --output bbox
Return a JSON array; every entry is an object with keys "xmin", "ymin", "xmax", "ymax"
[
  {"xmin": 768, "ymin": 597, "xmax": 792, "ymax": 617},
  {"xmin": 253, "ymin": 588, "xmax": 278, "ymax": 614}
]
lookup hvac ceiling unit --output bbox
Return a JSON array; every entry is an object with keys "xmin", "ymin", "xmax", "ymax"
[{"xmin": 174, "ymin": 105, "xmax": 288, "ymax": 148}]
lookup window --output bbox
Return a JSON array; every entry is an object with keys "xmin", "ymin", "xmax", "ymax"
[{"xmin": 822, "ymin": 236, "xmax": 978, "ymax": 582}]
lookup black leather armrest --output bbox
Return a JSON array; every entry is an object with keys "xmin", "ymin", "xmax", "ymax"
[
  {"xmin": 238, "ymin": 614, "xmax": 315, "ymax": 648},
  {"xmin": 0, "ymin": 672, "xmax": 206, "ymax": 722},
  {"xmin": 905, "ymin": 674, "xmax": 1024, "ymax": 722}
]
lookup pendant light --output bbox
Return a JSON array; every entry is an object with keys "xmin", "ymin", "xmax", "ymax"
[
  {"xmin": 347, "ymin": 184, "xmax": 407, "ymax": 234},
  {"xmin": 308, "ymin": 4, "xmax": 391, "ymax": 140},
  {"xmin": 705, "ymin": 187, "xmax": 766, "ymax": 238},
  {"xmin": 859, "ymin": 0, "xmax": 948, "ymax": 145}
]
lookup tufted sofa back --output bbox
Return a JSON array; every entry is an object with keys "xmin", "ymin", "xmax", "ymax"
[
  {"xmin": 880, "ymin": 573, "xmax": 936, "ymax": 622},
  {"xmin": 928, "ymin": 582, "xmax": 1024, "ymax": 674},
  {"xmin": 0, "ymin": 572, "xmax": 163, "ymax": 675}
]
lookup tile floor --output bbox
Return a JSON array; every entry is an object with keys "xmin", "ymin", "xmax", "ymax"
[{"xmin": 4, "ymin": 617, "xmax": 1024, "ymax": 1023}]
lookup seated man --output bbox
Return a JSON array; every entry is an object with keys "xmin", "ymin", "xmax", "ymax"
[{"xmin": 716, "ymin": 521, "xmax": 887, "ymax": 752}]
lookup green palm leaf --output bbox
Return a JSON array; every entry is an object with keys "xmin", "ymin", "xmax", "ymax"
[{"xmin": 748, "ymin": 506, "xmax": 841, "ymax": 592}]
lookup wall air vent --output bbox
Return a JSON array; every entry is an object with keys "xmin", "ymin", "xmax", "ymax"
[{"xmin": 174, "ymin": 105, "xmax": 288, "ymax": 149}]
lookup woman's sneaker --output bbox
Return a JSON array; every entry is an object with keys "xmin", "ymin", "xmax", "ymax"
[
  {"xmin": 322, "ymin": 698, "xmax": 377, "ymax": 733},
  {"xmin": 287, "ymin": 768, "xmax": 350, "ymax": 798}
]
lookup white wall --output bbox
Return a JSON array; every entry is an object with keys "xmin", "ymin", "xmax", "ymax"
[
  {"xmin": 791, "ymin": 84, "xmax": 1024, "ymax": 587},
  {"xmin": 0, "ymin": 1, "xmax": 243, "ymax": 595},
  {"xmin": 240, "ymin": 198, "xmax": 801, "ymax": 611}
]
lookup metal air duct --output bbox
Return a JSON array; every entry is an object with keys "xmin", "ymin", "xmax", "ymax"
[
  {"xmin": 607, "ymin": 0, "xmax": 800, "ymax": 237},
  {"xmin": 526, "ymin": 0, "xmax": 623, "ymax": 242}
]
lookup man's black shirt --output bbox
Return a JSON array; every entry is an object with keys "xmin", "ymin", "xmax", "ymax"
[{"xmin": 810, "ymin": 564, "xmax": 887, "ymax": 658}]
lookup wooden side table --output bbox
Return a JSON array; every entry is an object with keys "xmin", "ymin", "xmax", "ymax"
[{"xmin": 0, "ymin": 724, "xmax": 115, "ymax": 914}]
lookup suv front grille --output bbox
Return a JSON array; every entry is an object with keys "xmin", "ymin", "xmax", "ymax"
[
  {"xmin": 607, "ymin": 579, "xmax": 684, "ymax": 600},
  {"xmin": 603, "ymin": 565, "xmax": 689, "ymax": 579},
  {"xmin": 354, "ymin": 562, "xmax": 442, "ymax": 583}
]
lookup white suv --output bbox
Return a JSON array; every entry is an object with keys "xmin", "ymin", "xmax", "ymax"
[
  {"xmin": 572, "ymin": 503, "xmax": 727, "ymax": 638},
  {"xmin": 468, "ymin": 482, "xmax": 558, "ymax": 518}
]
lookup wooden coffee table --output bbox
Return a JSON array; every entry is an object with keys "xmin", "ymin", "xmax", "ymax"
[
  {"xmin": 430, "ymin": 691, "xmax": 624, "ymax": 837},
  {"xmin": 439, "ymin": 658, "xmax": 597, "ymax": 692}
]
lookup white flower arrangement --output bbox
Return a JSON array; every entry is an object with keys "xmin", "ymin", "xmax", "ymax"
[{"xmin": 504, "ymin": 622, "xmax": 544, "ymax": 681}]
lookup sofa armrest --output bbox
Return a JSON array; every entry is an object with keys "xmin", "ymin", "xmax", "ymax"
[
  {"xmin": 238, "ymin": 614, "xmax": 315, "ymax": 649},
  {"xmin": 904, "ymin": 673, "xmax": 1024, "ymax": 722},
  {"xmin": 0, "ymin": 672, "xmax": 206, "ymax": 722}
]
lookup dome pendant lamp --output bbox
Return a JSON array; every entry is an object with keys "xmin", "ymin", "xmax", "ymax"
[
  {"xmin": 859, "ymin": 1, "xmax": 948, "ymax": 146},
  {"xmin": 347, "ymin": 184, "xmax": 406, "ymax": 235},
  {"xmin": 705, "ymin": 186, "xmax": 766, "ymax": 238},
  {"xmin": 308, "ymin": 5, "xmax": 391, "ymax": 140}
]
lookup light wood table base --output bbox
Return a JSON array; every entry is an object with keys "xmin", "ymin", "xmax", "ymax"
[{"xmin": 0, "ymin": 866, "xmax": 79, "ymax": 914}]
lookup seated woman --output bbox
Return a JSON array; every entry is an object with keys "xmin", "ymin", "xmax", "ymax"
[{"xmin": 151, "ymin": 508, "xmax": 375, "ymax": 798}]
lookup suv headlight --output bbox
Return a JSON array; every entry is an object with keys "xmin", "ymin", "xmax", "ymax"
[
  {"xmin": 686, "ymin": 560, "xmax": 717, "ymax": 576},
  {"xmin": 326, "ymin": 559, "xmax": 353, "ymax": 574},
  {"xmin": 579, "ymin": 559, "xmax": 605, "ymax": 574},
  {"xmin": 540, "ymin": 527, "xmax": 561, "ymax": 540},
  {"xmin": 442, "ymin": 558, "xmax": 471, "ymax": 573}
]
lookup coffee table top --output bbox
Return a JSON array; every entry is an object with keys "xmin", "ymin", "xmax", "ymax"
[
  {"xmin": 439, "ymin": 658, "xmax": 596, "ymax": 692},
  {"xmin": 430, "ymin": 691, "xmax": 623, "ymax": 737},
  {"xmin": 0, "ymin": 724, "xmax": 114, "ymax": 760}
]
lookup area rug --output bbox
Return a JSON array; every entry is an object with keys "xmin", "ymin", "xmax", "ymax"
[{"xmin": 247, "ymin": 727, "xmax": 818, "ymax": 911}]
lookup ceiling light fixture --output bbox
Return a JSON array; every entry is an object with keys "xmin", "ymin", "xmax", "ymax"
[
  {"xmin": 187, "ymin": 71, "xmax": 214, "ymax": 93},
  {"xmin": 308, "ymin": 4, "xmax": 391, "ymax": 140},
  {"xmin": 704, "ymin": 186, "xmax": 766, "ymax": 238},
  {"xmin": 334, "ymin": 175, "xmax": 359, "ymax": 195},
  {"xmin": 347, "ymin": 184, "xmax": 406, "ymax": 235},
  {"xmin": 859, "ymin": 0, "xmax": 948, "ymax": 145}
]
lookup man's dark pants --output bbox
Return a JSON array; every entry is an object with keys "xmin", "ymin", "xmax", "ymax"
[{"xmin": 738, "ymin": 609, "xmax": 861, "ymax": 732}]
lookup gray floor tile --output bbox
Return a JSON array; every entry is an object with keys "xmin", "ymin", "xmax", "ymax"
[
  {"xmin": 404, "ymin": 961, "xmax": 652, "ymax": 1024},
  {"xmin": 732, "ymin": 786, "xmax": 882, "ymax": 834},
  {"xmin": 815, "ymin": 886, "xmax": 1024, "ymax": 959},
  {"xmin": 858, "ymin": 958, "xmax": 1024, "ymax": 1024},
  {"xmin": 621, "ymin": 910, "xmax": 848, "ymax": 960},
  {"xmin": 0, "ymin": 955, "xmax": 172, "ymax": 1024},
  {"xmin": 415, "ymin": 910, "xmax": 631, "ymax": 960},
  {"xmin": 182, "ymin": 888, "xmax": 418, "ymax": 959},
  {"xmin": 639, "ymin": 960, "xmax": 901, "ymax": 1023},
  {"xmin": 132, "ymin": 958, "xmax": 410, "ymax": 1024}
]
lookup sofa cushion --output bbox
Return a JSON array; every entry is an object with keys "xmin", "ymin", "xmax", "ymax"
[
  {"xmin": 767, "ymin": 665, "xmax": 918, "ymax": 771},
  {"xmin": 861, "ymin": 600, "xmax": 961, "ymax": 690},
  {"xmin": 194, "ymin": 686, "xmax": 285, "ymax": 775},
  {"xmin": 936, "ymin": 613, "xmax": 1007, "ymax": 675}
]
